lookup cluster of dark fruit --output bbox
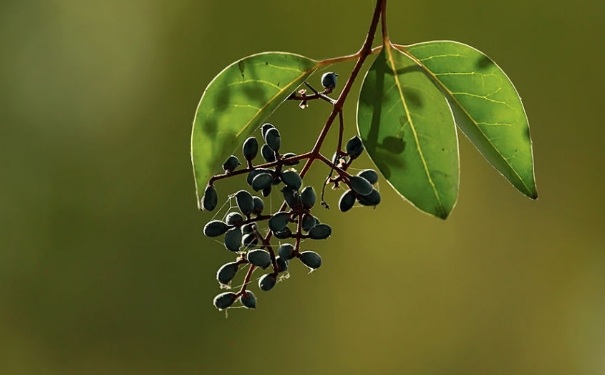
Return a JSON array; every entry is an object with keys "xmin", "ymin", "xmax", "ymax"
[{"xmin": 200, "ymin": 123, "xmax": 381, "ymax": 311}]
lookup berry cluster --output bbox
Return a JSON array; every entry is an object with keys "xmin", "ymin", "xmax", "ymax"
[{"xmin": 201, "ymin": 93, "xmax": 381, "ymax": 312}]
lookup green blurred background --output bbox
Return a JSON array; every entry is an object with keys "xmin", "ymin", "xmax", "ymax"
[{"xmin": 1, "ymin": 0, "xmax": 603, "ymax": 374}]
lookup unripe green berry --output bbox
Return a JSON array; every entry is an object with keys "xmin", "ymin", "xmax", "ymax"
[
  {"xmin": 251, "ymin": 172, "xmax": 273, "ymax": 192},
  {"xmin": 235, "ymin": 190, "xmax": 254, "ymax": 216},
  {"xmin": 216, "ymin": 262, "xmax": 239, "ymax": 285},
  {"xmin": 203, "ymin": 220, "xmax": 229, "ymax": 237},
  {"xmin": 213, "ymin": 292, "xmax": 237, "ymax": 310},
  {"xmin": 225, "ymin": 212, "xmax": 244, "ymax": 226},
  {"xmin": 201, "ymin": 185, "xmax": 218, "ymax": 211},
  {"xmin": 240, "ymin": 290, "xmax": 257, "ymax": 309},
  {"xmin": 299, "ymin": 251, "xmax": 322, "ymax": 270},
  {"xmin": 358, "ymin": 169, "xmax": 379, "ymax": 185},
  {"xmin": 349, "ymin": 175, "xmax": 373, "ymax": 196},
  {"xmin": 300, "ymin": 186, "xmax": 316, "ymax": 209},
  {"xmin": 338, "ymin": 189, "xmax": 356, "ymax": 212},
  {"xmin": 281, "ymin": 170, "xmax": 302, "ymax": 190},
  {"xmin": 277, "ymin": 243, "xmax": 295, "ymax": 260},
  {"xmin": 259, "ymin": 273, "xmax": 277, "ymax": 291},
  {"xmin": 308, "ymin": 223, "xmax": 332, "ymax": 240},
  {"xmin": 264, "ymin": 127, "xmax": 281, "ymax": 152},
  {"xmin": 247, "ymin": 249, "xmax": 272, "ymax": 269},
  {"xmin": 224, "ymin": 227, "xmax": 242, "ymax": 252},
  {"xmin": 269, "ymin": 212, "xmax": 290, "ymax": 232},
  {"xmin": 242, "ymin": 137, "xmax": 259, "ymax": 161}
]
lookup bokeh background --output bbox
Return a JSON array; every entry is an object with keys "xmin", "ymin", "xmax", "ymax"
[{"xmin": 1, "ymin": 0, "xmax": 604, "ymax": 374}]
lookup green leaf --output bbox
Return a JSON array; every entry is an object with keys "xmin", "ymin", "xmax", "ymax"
[
  {"xmin": 357, "ymin": 44, "xmax": 459, "ymax": 219},
  {"xmin": 400, "ymin": 41, "xmax": 538, "ymax": 199},
  {"xmin": 191, "ymin": 52, "xmax": 320, "ymax": 207}
]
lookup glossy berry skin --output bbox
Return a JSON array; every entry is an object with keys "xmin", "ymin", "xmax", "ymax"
[
  {"xmin": 264, "ymin": 128, "xmax": 281, "ymax": 152},
  {"xmin": 301, "ymin": 213, "xmax": 318, "ymax": 232},
  {"xmin": 349, "ymin": 175, "xmax": 373, "ymax": 196},
  {"xmin": 281, "ymin": 170, "xmax": 302, "ymax": 190},
  {"xmin": 251, "ymin": 172, "xmax": 273, "ymax": 192},
  {"xmin": 299, "ymin": 251, "xmax": 322, "ymax": 270},
  {"xmin": 235, "ymin": 190, "xmax": 254, "ymax": 216},
  {"xmin": 346, "ymin": 135, "xmax": 364, "ymax": 159},
  {"xmin": 242, "ymin": 137, "xmax": 259, "ymax": 161},
  {"xmin": 242, "ymin": 233, "xmax": 259, "ymax": 247},
  {"xmin": 247, "ymin": 249, "xmax": 272, "ymax": 269},
  {"xmin": 213, "ymin": 292, "xmax": 237, "ymax": 310},
  {"xmin": 357, "ymin": 189, "xmax": 381, "ymax": 207},
  {"xmin": 261, "ymin": 123, "xmax": 275, "ymax": 139},
  {"xmin": 252, "ymin": 196, "xmax": 264, "ymax": 215},
  {"xmin": 308, "ymin": 224, "xmax": 332, "ymax": 240},
  {"xmin": 224, "ymin": 227, "xmax": 242, "ymax": 252},
  {"xmin": 225, "ymin": 212, "xmax": 244, "ymax": 226},
  {"xmin": 358, "ymin": 169, "xmax": 379, "ymax": 185},
  {"xmin": 277, "ymin": 243, "xmax": 295, "ymax": 260},
  {"xmin": 259, "ymin": 273, "xmax": 277, "ymax": 291},
  {"xmin": 269, "ymin": 212, "xmax": 290, "ymax": 232},
  {"xmin": 321, "ymin": 72, "xmax": 338, "ymax": 90},
  {"xmin": 201, "ymin": 185, "xmax": 218, "ymax": 211},
  {"xmin": 240, "ymin": 290, "xmax": 257, "ymax": 308},
  {"xmin": 216, "ymin": 262, "xmax": 239, "ymax": 285},
  {"xmin": 300, "ymin": 186, "xmax": 316, "ymax": 209},
  {"xmin": 203, "ymin": 220, "xmax": 229, "ymax": 237},
  {"xmin": 275, "ymin": 256, "xmax": 288, "ymax": 273},
  {"xmin": 222, "ymin": 155, "xmax": 241, "ymax": 172},
  {"xmin": 339, "ymin": 189, "xmax": 356, "ymax": 212},
  {"xmin": 261, "ymin": 143, "xmax": 276, "ymax": 162}
]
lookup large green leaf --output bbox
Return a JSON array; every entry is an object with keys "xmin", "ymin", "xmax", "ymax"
[
  {"xmin": 357, "ymin": 44, "xmax": 459, "ymax": 219},
  {"xmin": 191, "ymin": 52, "xmax": 320, "ymax": 206},
  {"xmin": 400, "ymin": 41, "xmax": 538, "ymax": 199}
]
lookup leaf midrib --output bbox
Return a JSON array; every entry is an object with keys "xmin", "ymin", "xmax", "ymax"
[{"xmin": 385, "ymin": 44, "xmax": 445, "ymax": 213}]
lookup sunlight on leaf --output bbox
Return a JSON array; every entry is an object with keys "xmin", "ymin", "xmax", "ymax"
[
  {"xmin": 399, "ymin": 41, "xmax": 537, "ymax": 199},
  {"xmin": 357, "ymin": 44, "xmax": 459, "ymax": 219},
  {"xmin": 191, "ymin": 52, "xmax": 320, "ymax": 206}
]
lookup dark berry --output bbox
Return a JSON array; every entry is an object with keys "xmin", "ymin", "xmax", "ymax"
[
  {"xmin": 346, "ymin": 135, "xmax": 364, "ymax": 159},
  {"xmin": 240, "ymin": 290, "xmax": 257, "ymax": 309},
  {"xmin": 201, "ymin": 185, "xmax": 218, "ymax": 212},
  {"xmin": 301, "ymin": 213, "xmax": 318, "ymax": 232},
  {"xmin": 247, "ymin": 249, "xmax": 272, "ymax": 269},
  {"xmin": 235, "ymin": 190, "xmax": 254, "ymax": 216},
  {"xmin": 349, "ymin": 175, "xmax": 373, "ymax": 196},
  {"xmin": 261, "ymin": 123, "xmax": 275, "ymax": 139},
  {"xmin": 242, "ymin": 137, "xmax": 259, "ymax": 161},
  {"xmin": 269, "ymin": 212, "xmax": 290, "ymax": 232},
  {"xmin": 282, "ymin": 186, "xmax": 300, "ymax": 209},
  {"xmin": 224, "ymin": 227, "xmax": 242, "ymax": 252},
  {"xmin": 274, "ymin": 227, "xmax": 292, "ymax": 239},
  {"xmin": 261, "ymin": 143, "xmax": 276, "ymax": 162},
  {"xmin": 213, "ymin": 292, "xmax": 237, "ymax": 310},
  {"xmin": 251, "ymin": 172, "xmax": 273, "ymax": 191},
  {"xmin": 358, "ymin": 169, "xmax": 379, "ymax": 185},
  {"xmin": 357, "ymin": 189, "xmax": 381, "ymax": 207},
  {"xmin": 203, "ymin": 220, "xmax": 229, "ymax": 237},
  {"xmin": 281, "ymin": 170, "xmax": 302, "ymax": 190},
  {"xmin": 225, "ymin": 212, "xmax": 244, "ymax": 226},
  {"xmin": 264, "ymin": 127, "xmax": 281, "ymax": 152},
  {"xmin": 252, "ymin": 196, "xmax": 264, "ymax": 215},
  {"xmin": 338, "ymin": 189, "xmax": 356, "ymax": 212},
  {"xmin": 277, "ymin": 243, "xmax": 295, "ymax": 260},
  {"xmin": 299, "ymin": 251, "xmax": 322, "ymax": 270},
  {"xmin": 308, "ymin": 223, "xmax": 332, "ymax": 240},
  {"xmin": 259, "ymin": 273, "xmax": 277, "ymax": 291},
  {"xmin": 222, "ymin": 155, "xmax": 241, "ymax": 172},
  {"xmin": 300, "ymin": 186, "xmax": 316, "ymax": 209},
  {"xmin": 275, "ymin": 256, "xmax": 288, "ymax": 273},
  {"xmin": 216, "ymin": 262, "xmax": 239, "ymax": 285},
  {"xmin": 242, "ymin": 233, "xmax": 259, "ymax": 248},
  {"xmin": 282, "ymin": 153, "xmax": 299, "ymax": 165}
]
